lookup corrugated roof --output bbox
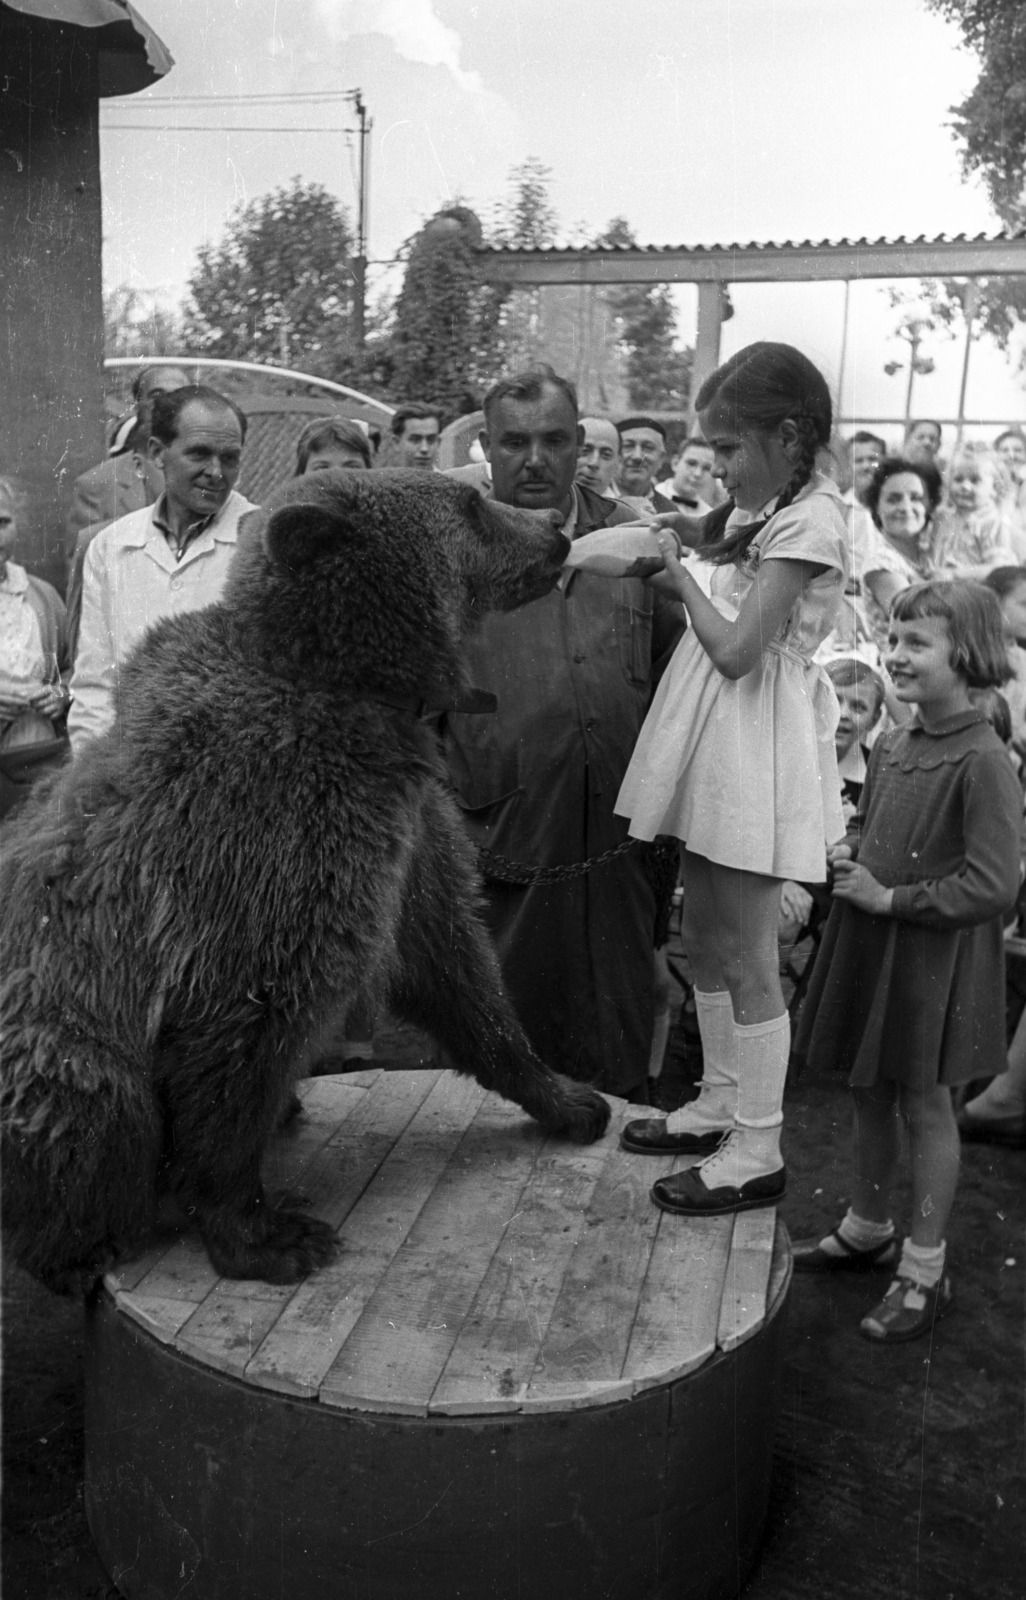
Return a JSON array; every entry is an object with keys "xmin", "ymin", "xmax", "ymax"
[
  {"xmin": 3, "ymin": 0, "xmax": 174, "ymax": 95},
  {"xmin": 477, "ymin": 230, "xmax": 1026, "ymax": 256}
]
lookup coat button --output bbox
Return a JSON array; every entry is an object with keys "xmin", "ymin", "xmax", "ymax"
[
  {"xmin": 586, "ymin": 718, "xmax": 598, "ymax": 731},
  {"xmin": 573, "ymin": 653, "xmax": 585, "ymax": 663}
]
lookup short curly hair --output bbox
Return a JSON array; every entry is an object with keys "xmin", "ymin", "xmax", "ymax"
[{"xmin": 864, "ymin": 456, "xmax": 943, "ymax": 530}]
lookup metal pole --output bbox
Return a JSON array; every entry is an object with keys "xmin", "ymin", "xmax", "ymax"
[
  {"xmin": 903, "ymin": 325, "xmax": 918, "ymax": 434},
  {"xmin": 836, "ymin": 279, "xmax": 850, "ymax": 422},
  {"xmin": 954, "ymin": 280, "xmax": 979, "ymax": 448},
  {"xmin": 691, "ymin": 280, "xmax": 723, "ymax": 427},
  {"xmin": 350, "ymin": 90, "xmax": 368, "ymax": 349}
]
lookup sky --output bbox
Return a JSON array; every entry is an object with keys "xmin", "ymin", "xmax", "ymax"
[{"xmin": 101, "ymin": 0, "xmax": 1026, "ymax": 435}]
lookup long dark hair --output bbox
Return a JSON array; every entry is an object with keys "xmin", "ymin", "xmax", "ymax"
[{"xmin": 695, "ymin": 343, "xmax": 832, "ymax": 566}]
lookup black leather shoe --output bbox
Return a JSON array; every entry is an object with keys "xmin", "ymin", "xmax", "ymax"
[
  {"xmin": 651, "ymin": 1165, "xmax": 786, "ymax": 1216},
  {"xmin": 621, "ymin": 1118, "xmax": 728, "ymax": 1155}
]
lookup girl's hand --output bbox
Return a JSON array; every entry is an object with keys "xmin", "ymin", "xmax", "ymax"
[
  {"xmin": 28, "ymin": 684, "xmax": 67, "ymax": 720},
  {"xmin": 831, "ymin": 860, "xmax": 893, "ymax": 915},
  {"xmin": 649, "ymin": 508, "xmax": 708, "ymax": 550},
  {"xmin": 826, "ymin": 841, "xmax": 853, "ymax": 869}
]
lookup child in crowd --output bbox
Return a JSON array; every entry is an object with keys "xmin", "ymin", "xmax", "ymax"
[
  {"xmin": 794, "ymin": 581, "xmax": 1021, "ymax": 1341},
  {"xmin": 932, "ymin": 444, "xmax": 1017, "ymax": 577},
  {"xmin": 983, "ymin": 565, "xmax": 1026, "ymax": 751},
  {"xmin": 615, "ymin": 343, "xmax": 849, "ymax": 1218},
  {"xmin": 825, "ymin": 655, "xmax": 886, "ymax": 818}
]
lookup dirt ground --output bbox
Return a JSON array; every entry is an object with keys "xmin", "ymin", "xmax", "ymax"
[{"xmin": 3, "ymin": 1020, "xmax": 1025, "ymax": 1600}]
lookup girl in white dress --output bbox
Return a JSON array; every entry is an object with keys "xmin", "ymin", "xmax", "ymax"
[{"xmin": 616, "ymin": 343, "xmax": 848, "ymax": 1216}]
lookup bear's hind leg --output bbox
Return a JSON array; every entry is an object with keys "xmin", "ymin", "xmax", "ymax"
[{"xmin": 157, "ymin": 1026, "xmax": 336, "ymax": 1285}]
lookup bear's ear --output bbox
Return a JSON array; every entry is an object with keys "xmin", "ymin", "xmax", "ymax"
[{"xmin": 264, "ymin": 504, "xmax": 348, "ymax": 572}]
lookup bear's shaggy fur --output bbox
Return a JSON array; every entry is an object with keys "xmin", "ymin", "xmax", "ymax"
[{"xmin": 1, "ymin": 472, "xmax": 610, "ymax": 1292}]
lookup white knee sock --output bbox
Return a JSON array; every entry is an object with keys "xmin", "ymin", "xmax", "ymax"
[
  {"xmin": 898, "ymin": 1238, "xmax": 946, "ymax": 1290},
  {"xmin": 665, "ymin": 989, "xmax": 735, "ymax": 1134},
  {"xmin": 696, "ymin": 1013, "xmax": 790, "ymax": 1190}
]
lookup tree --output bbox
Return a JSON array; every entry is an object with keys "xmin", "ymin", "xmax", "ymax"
[
  {"xmin": 182, "ymin": 179, "xmax": 355, "ymax": 377},
  {"xmin": 924, "ymin": 1, "xmax": 1026, "ymax": 362},
  {"xmin": 388, "ymin": 206, "xmax": 508, "ymax": 415},
  {"xmin": 594, "ymin": 218, "xmax": 692, "ymax": 411}
]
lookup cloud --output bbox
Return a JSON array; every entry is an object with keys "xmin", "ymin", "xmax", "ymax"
[{"xmin": 315, "ymin": 0, "xmax": 484, "ymax": 93}]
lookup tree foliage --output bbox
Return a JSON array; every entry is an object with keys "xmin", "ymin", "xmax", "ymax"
[
  {"xmin": 104, "ymin": 285, "xmax": 181, "ymax": 359},
  {"xmin": 388, "ymin": 206, "xmax": 507, "ymax": 415},
  {"xmin": 593, "ymin": 218, "xmax": 691, "ymax": 410},
  {"xmin": 924, "ymin": 0, "xmax": 1026, "ymax": 360},
  {"xmin": 182, "ymin": 179, "xmax": 355, "ymax": 376}
]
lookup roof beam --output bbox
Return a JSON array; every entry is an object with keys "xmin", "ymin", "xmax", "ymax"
[{"xmin": 475, "ymin": 236, "xmax": 1026, "ymax": 286}]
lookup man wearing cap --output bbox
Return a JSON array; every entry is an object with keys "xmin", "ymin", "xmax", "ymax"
[{"xmin": 616, "ymin": 416, "xmax": 676, "ymax": 515}]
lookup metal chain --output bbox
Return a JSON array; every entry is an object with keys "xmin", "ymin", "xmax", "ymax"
[{"xmin": 477, "ymin": 836, "xmax": 638, "ymax": 885}]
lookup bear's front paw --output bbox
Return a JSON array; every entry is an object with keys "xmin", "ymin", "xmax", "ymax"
[
  {"xmin": 203, "ymin": 1208, "xmax": 337, "ymax": 1285},
  {"xmin": 534, "ymin": 1076, "xmax": 611, "ymax": 1145}
]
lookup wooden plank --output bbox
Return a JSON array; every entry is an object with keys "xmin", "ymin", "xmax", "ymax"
[
  {"xmin": 521, "ymin": 1104, "xmax": 667, "ymax": 1411},
  {"xmin": 115, "ymin": 1292, "xmax": 197, "ymax": 1345},
  {"xmin": 429, "ymin": 1131, "xmax": 613, "ymax": 1415},
  {"xmin": 247, "ymin": 1069, "xmax": 479, "ymax": 1398},
  {"xmin": 129, "ymin": 1235, "xmax": 222, "ymax": 1306},
  {"xmin": 103, "ymin": 1240, "xmax": 174, "ymax": 1297},
  {"xmin": 261, "ymin": 1074, "xmax": 372, "ymax": 1195},
  {"xmin": 624, "ymin": 1213, "xmax": 735, "ymax": 1391},
  {"xmin": 176, "ymin": 1284, "xmax": 297, "ymax": 1379},
  {"xmin": 766, "ymin": 1218, "xmax": 793, "ymax": 1318},
  {"xmin": 318, "ymin": 1093, "xmax": 540, "ymax": 1415},
  {"xmin": 716, "ymin": 1207, "xmax": 777, "ymax": 1353}
]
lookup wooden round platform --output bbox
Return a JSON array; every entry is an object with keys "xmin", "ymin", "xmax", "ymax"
[{"xmin": 84, "ymin": 1067, "xmax": 792, "ymax": 1600}]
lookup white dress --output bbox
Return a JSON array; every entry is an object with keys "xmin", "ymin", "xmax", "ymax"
[{"xmin": 615, "ymin": 474, "xmax": 849, "ymax": 883}]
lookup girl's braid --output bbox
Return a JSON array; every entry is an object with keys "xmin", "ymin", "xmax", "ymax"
[{"xmin": 773, "ymin": 411, "xmax": 823, "ymax": 514}]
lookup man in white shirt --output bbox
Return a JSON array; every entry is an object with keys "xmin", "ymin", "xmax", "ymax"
[
  {"xmin": 69, "ymin": 387, "xmax": 255, "ymax": 751},
  {"xmin": 656, "ymin": 436, "xmax": 718, "ymax": 515},
  {"xmin": 841, "ymin": 431, "xmax": 887, "ymax": 588}
]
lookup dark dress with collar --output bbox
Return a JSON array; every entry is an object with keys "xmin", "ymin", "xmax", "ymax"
[{"xmin": 795, "ymin": 710, "xmax": 1022, "ymax": 1090}]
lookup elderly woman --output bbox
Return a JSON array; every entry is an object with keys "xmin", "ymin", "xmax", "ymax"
[
  {"xmin": 0, "ymin": 477, "xmax": 71, "ymax": 814},
  {"xmin": 859, "ymin": 456, "xmax": 944, "ymax": 650},
  {"xmin": 294, "ymin": 417, "xmax": 374, "ymax": 476}
]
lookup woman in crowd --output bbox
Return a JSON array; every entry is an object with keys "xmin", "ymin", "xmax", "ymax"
[
  {"xmin": 0, "ymin": 477, "xmax": 71, "ymax": 816},
  {"xmin": 859, "ymin": 456, "xmax": 943, "ymax": 650},
  {"xmin": 294, "ymin": 417, "xmax": 374, "ymax": 476},
  {"xmin": 995, "ymin": 428, "xmax": 1026, "ymax": 543}
]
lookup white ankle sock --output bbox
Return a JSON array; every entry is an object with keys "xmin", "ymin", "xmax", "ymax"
[
  {"xmin": 665, "ymin": 989, "xmax": 734, "ymax": 1134},
  {"xmin": 696, "ymin": 1013, "xmax": 789, "ymax": 1191},
  {"xmin": 898, "ymin": 1238, "xmax": 946, "ymax": 1290},
  {"xmin": 815, "ymin": 1208, "xmax": 895, "ymax": 1257}
]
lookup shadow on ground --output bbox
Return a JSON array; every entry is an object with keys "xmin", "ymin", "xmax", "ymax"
[{"xmin": 3, "ymin": 1024, "xmax": 1024, "ymax": 1599}]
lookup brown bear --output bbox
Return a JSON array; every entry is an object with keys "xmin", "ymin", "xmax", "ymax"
[{"xmin": 0, "ymin": 471, "xmax": 611, "ymax": 1293}]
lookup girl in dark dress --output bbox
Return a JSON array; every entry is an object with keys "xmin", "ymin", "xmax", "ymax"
[{"xmin": 793, "ymin": 580, "xmax": 1022, "ymax": 1342}]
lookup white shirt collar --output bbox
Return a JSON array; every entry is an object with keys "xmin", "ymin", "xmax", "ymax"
[{"xmin": 0, "ymin": 561, "xmax": 29, "ymax": 595}]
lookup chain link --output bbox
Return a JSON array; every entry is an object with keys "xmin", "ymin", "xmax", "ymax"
[{"xmin": 477, "ymin": 836, "xmax": 638, "ymax": 885}]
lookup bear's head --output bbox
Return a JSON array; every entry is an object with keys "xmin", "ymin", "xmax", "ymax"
[{"xmin": 225, "ymin": 470, "xmax": 570, "ymax": 703}]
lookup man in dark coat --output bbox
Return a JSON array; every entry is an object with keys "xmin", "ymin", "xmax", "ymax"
[{"xmin": 442, "ymin": 366, "xmax": 686, "ymax": 1101}]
